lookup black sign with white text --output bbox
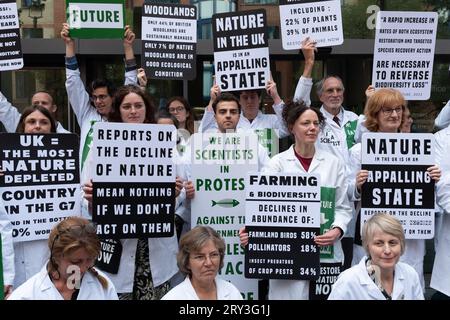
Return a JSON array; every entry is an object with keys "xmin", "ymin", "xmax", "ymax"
[
  {"xmin": 309, "ymin": 262, "xmax": 342, "ymax": 300},
  {"xmin": 0, "ymin": 0, "xmax": 23, "ymax": 71},
  {"xmin": 92, "ymin": 123, "xmax": 176, "ymax": 239},
  {"xmin": 141, "ymin": 3, "xmax": 197, "ymax": 80},
  {"xmin": 245, "ymin": 226, "xmax": 320, "ymax": 280},
  {"xmin": 212, "ymin": 10, "xmax": 270, "ymax": 92},
  {"xmin": 0, "ymin": 134, "xmax": 80, "ymax": 242},
  {"xmin": 96, "ymin": 238, "xmax": 122, "ymax": 274},
  {"xmin": 361, "ymin": 133, "xmax": 435, "ymax": 239}
]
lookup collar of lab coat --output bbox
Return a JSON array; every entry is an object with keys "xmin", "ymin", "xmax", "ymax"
[
  {"xmin": 357, "ymin": 257, "xmax": 406, "ymax": 300},
  {"xmin": 38, "ymin": 262, "xmax": 97, "ymax": 294},
  {"xmin": 184, "ymin": 276, "xmax": 233, "ymax": 300},
  {"xmin": 284, "ymin": 145, "xmax": 327, "ymax": 173}
]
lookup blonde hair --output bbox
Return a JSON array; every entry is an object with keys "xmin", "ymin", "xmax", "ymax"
[
  {"xmin": 48, "ymin": 216, "xmax": 108, "ymax": 289},
  {"xmin": 362, "ymin": 213, "xmax": 406, "ymax": 256}
]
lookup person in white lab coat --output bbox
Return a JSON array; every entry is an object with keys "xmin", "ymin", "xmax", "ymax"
[
  {"xmin": 328, "ymin": 213, "xmax": 423, "ymax": 300},
  {"xmin": 348, "ymin": 88, "xmax": 441, "ymax": 289},
  {"xmin": 240, "ymin": 101, "xmax": 352, "ymax": 299},
  {"xmin": 162, "ymin": 225, "xmax": 242, "ymax": 300},
  {"xmin": 8, "ymin": 216, "xmax": 117, "ymax": 300},
  {"xmin": 431, "ymin": 162, "xmax": 450, "ymax": 299},
  {"xmin": 0, "ymin": 199, "xmax": 14, "ymax": 298},
  {"xmin": 8, "ymin": 106, "xmax": 57, "ymax": 288},
  {"xmin": 82, "ymin": 85, "xmax": 179, "ymax": 300},
  {"xmin": 293, "ymin": 38, "xmax": 359, "ymax": 269}
]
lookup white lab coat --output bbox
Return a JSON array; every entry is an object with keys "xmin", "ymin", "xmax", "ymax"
[
  {"xmin": 0, "ymin": 200, "xmax": 14, "ymax": 286},
  {"xmin": 262, "ymin": 146, "xmax": 352, "ymax": 300},
  {"xmin": 162, "ymin": 276, "xmax": 243, "ymax": 300},
  {"xmin": 13, "ymin": 240, "xmax": 48, "ymax": 288},
  {"xmin": 0, "ymin": 91, "xmax": 69, "ymax": 133},
  {"xmin": 328, "ymin": 256, "xmax": 424, "ymax": 300},
  {"xmin": 8, "ymin": 263, "xmax": 118, "ymax": 300},
  {"xmin": 347, "ymin": 143, "xmax": 426, "ymax": 289},
  {"xmin": 198, "ymin": 102, "xmax": 289, "ymax": 138},
  {"xmin": 435, "ymin": 100, "xmax": 450, "ymax": 130},
  {"xmin": 431, "ymin": 169, "xmax": 450, "ymax": 296},
  {"xmin": 65, "ymin": 65, "xmax": 137, "ymax": 170}
]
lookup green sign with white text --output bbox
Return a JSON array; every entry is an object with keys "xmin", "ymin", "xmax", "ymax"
[{"xmin": 66, "ymin": 0, "xmax": 125, "ymax": 39}]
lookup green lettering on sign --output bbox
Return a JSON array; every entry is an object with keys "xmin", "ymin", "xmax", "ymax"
[
  {"xmin": 66, "ymin": 0, "xmax": 125, "ymax": 39},
  {"xmin": 320, "ymin": 187, "xmax": 336, "ymax": 259}
]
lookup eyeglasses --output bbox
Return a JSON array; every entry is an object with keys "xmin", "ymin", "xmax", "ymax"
[
  {"xmin": 168, "ymin": 106, "xmax": 185, "ymax": 113},
  {"xmin": 90, "ymin": 94, "xmax": 109, "ymax": 102},
  {"xmin": 190, "ymin": 252, "xmax": 221, "ymax": 263},
  {"xmin": 381, "ymin": 106, "xmax": 403, "ymax": 116}
]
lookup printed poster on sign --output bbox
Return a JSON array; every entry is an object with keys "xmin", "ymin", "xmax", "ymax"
[
  {"xmin": 0, "ymin": 0, "xmax": 23, "ymax": 71},
  {"xmin": 0, "ymin": 134, "xmax": 80, "ymax": 242},
  {"xmin": 66, "ymin": 0, "xmax": 125, "ymax": 38},
  {"xmin": 141, "ymin": 3, "xmax": 197, "ymax": 80},
  {"xmin": 361, "ymin": 133, "xmax": 435, "ymax": 239},
  {"xmin": 190, "ymin": 132, "xmax": 260, "ymax": 300},
  {"xmin": 245, "ymin": 173, "xmax": 321, "ymax": 280},
  {"xmin": 212, "ymin": 10, "xmax": 270, "ymax": 92},
  {"xmin": 91, "ymin": 123, "xmax": 176, "ymax": 239},
  {"xmin": 279, "ymin": 0, "xmax": 343, "ymax": 50},
  {"xmin": 372, "ymin": 11, "xmax": 438, "ymax": 100},
  {"xmin": 309, "ymin": 262, "xmax": 342, "ymax": 300}
]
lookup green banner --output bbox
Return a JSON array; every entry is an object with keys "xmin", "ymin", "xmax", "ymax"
[
  {"xmin": 254, "ymin": 129, "xmax": 279, "ymax": 158},
  {"xmin": 66, "ymin": 0, "xmax": 125, "ymax": 39},
  {"xmin": 320, "ymin": 186, "xmax": 336, "ymax": 259},
  {"xmin": 0, "ymin": 236, "xmax": 4, "ymax": 300},
  {"xmin": 344, "ymin": 119, "xmax": 357, "ymax": 149}
]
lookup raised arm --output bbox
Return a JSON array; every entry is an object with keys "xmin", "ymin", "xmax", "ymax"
[
  {"xmin": 123, "ymin": 25, "xmax": 138, "ymax": 85},
  {"xmin": 293, "ymin": 37, "xmax": 317, "ymax": 106}
]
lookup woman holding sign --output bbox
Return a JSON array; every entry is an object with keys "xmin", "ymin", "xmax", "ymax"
[
  {"xmin": 240, "ymin": 101, "xmax": 352, "ymax": 299},
  {"xmin": 328, "ymin": 213, "xmax": 423, "ymax": 300},
  {"xmin": 9, "ymin": 105, "xmax": 57, "ymax": 289},
  {"xmin": 83, "ymin": 85, "xmax": 180, "ymax": 300},
  {"xmin": 348, "ymin": 88, "xmax": 441, "ymax": 290}
]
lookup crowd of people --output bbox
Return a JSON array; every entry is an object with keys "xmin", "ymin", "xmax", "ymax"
[{"xmin": 1, "ymin": 25, "xmax": 450, "ymax": 301}]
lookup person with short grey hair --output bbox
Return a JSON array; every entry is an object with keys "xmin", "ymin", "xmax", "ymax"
[
  {"xmin": 328, "ymin": 213, "xmax": 423, "ymax": 300},
  {"xmin": 162, "ymin": 226, "xmax": 242, "ymax": 300}
]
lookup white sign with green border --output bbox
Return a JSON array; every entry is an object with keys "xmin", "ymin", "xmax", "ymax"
[{"xmin": 66, "ymin": 0, "xmax": 125, "ymax": 39}]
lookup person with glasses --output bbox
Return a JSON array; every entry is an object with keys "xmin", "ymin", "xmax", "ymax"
[
  {"xmin": 328, "ymin": 213, "xmax": 423, "ymax": 300},
  {"xmin": 162, "ymin": 225, "xmax": 242, "ymax": 300},
  {"xmin": 8, "ymin": 216, "xmax": 117, "ymax": 300},
  {"xmin": 347, "ymin": 88, "xmax": 441, "ymax": 291},
  {"xmin": 60, "ymin": 23, "xmax": 138, "ymax": 178}
]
